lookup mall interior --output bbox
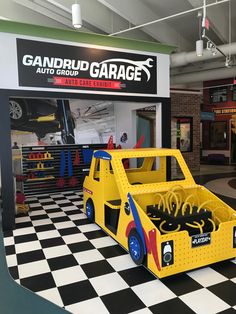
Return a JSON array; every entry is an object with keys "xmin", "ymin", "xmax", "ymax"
[{"xmin": 0, "ymin": 1, "xmax": 236, "ymax": 313}]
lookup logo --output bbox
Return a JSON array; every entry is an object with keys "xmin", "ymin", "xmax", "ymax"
[
  {"xmin": 161, "ymin": 240, "xmax": 174, "ymax": 267},
  {"xmin": 191, "ymin": 232, "xmax": 211, "ymax": 248}
]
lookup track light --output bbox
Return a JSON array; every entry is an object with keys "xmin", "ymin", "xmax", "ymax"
[
  {"xmin": 72, "ymin": 3, "xmax": 82, "ymax": 29},
  {"xmin": 196, "ymin": 39, "xmax": 203, "ymax": 57}
]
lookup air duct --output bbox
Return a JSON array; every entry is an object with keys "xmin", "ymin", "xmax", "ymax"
[{"xmin": 171, "ymin": 42, "xmax": 236, "ymax": 68}]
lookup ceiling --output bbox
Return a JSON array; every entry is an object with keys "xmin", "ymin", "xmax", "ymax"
[{"xmin": 1, "ymin": 0, "xmax": 236, "ymax": 89}]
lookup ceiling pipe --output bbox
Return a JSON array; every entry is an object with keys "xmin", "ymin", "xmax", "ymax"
[
  {"xmin": 171, "ymin": 42, "xmax": 236, "ymax": 68},
  {"xmin": 171, "ymin": 66, "xmax": 236, "ymax": 85}
]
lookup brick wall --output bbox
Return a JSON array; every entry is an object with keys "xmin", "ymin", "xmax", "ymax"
[{"xmin": 171, "ymin": 92, "xmax": 202, "ymax": 171}]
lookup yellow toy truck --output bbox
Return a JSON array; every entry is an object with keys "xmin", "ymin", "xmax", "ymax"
[{"xmin": 83, "ymin": 148, "xmax": 236, "ymax": 278}]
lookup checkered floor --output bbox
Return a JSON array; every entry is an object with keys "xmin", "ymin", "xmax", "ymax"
[{"xmin": 3, "ymin": 192, "xmax": 236, "ymax": 314}]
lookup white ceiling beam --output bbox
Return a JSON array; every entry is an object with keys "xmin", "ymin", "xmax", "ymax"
[
  {"xmin": 188, "ymin": 0, "xmax": 229, "ymax": 43},
  {"xmin": 97, "ymin": 0, "xmax": 192, "ymax": 50}
]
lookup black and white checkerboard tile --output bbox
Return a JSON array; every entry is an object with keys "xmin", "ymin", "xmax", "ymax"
[{"xmin": 3, "ymin": 192, "xmax": 236, "ymax": 314}]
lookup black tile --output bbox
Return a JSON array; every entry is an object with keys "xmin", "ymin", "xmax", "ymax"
[
  {"xmin": 58, "ymin": 280, "xmax": 97, "ymax": 306},
  {"xmin": 211, "ymin": 261, "xmax": 236, "ymax": 279},
  {"xmin": 66, "ymin": 209, "xmax": 83, "ymax": 216},
  {"xmin": 51, "ymin": 216, "xmax": 71, "ymax": 223},
  {"xmin": 37, "ymin": 195, "xmax": 50, "ymax": 199},
  {"xmin": 58, "ymin": 227, "xmax": 81, "ymax": 236},
  {"xmin": 30, "ymin": 214, "xmax": 49, "ymax": 221},
  {"xmin": 81, "ymin": 260, "xmax": 115, "ymax": 278},
  {"xmin": 149, "ymin": 297, "xmax": 195, "ymax": 314},
  {"xmin": 161, "ymin": 273, "xmax": 202, "ymax": 296},
  {"xmin": 44, "ymin": 208, "xmax": 62, "ymax": 213},
  {"xmin": 217, "ymin": 308, "xmax": 236, "ymax": 314},
  {"xmin": 15, "ymin": 221, "xmax": 33, "ymax": 229},
  {"xmin": 34, "ymin": 224, "xmax": 56, "ymax": 232},
  {"xmin": 20, "ymin": 272, "xmax": 56, "ymax": 292},
  {"xmin": 68, "ymin": 241, "xmax": 94, "ymax": 253},
  {"xmin": 50, "ymin": 196, "xmax": 66, "ymax": 200},
  {"xmin": 118, "ymin": 267, "xmax": 155, "ymax": 287},
  {"xmin": 208, "ymin": 280, "xmax": 236, "ymax": 306},
  {"xmin": 9, "ymin": 266, "xmax": 19, "ymax": 280},
  {"xmin": 58, "ymin": 202, "xmax": 72, "ymax": 207},
  {"xmin": 17, "ymin": 249, "xmax": 45, "ymax": 265},
  {"xmin": 40, "ymin": 237, "xmax": 65, "ymax": 248},
  {"xmin": 14, "ymin": 233, "xmax": 38, "ymax": 244},
  {"xmin": 84, "ymin": 229, "xmax": 107, "ymax": 240},
  {"xmin": 25, "ymin": 199, "xmax": 38, "ymax": 204},
  {"xmin": 40, "ymin": 201, "xmax": 55, "ymax": 206},
  {"xmin": 101, "ymin": 288, "xmax": 145, "ymax": 314},
  {"xmin": 74, "ymin": 219, "xmax": 91, "ymax": 226},
  {"xmin": 29, "ymin": 206, "xmax": 43, "ymax": 211},
  {"xmin": 3, "ymin": 230, "xmax": 13, "ymax": 237},
  {"xmin": 47, "ymin": 255, "xmax": 78, "ymax": 271},
  {"xmin": 98, "ymin": 245, "xmax": 127, "ymax": 259},
  {"xmin": 5, "ymin": 245, "xmax": 16, "ymax": 255}
]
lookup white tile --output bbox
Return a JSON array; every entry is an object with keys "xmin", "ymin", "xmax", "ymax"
[
  {"xmin": 18, "ymin": 260, "xmax": 50, "ymax": 278},
  {"xmin": 68, "ymin": 213, "xmax": 87, "ymax": 221},
  {"xmin": 132, "ymin": 280, "xmax": 175, "ymax": 307},
  {"xmin": 37, "ymin": 230, "xmax": 61, "ymax": 240},
  {"xmin": 231, "ymin": 277, "xmax": 236, "ymax": 283},
  {"xmin": 74, "ymin": 249, "xmax": 104, "ymax": 265},
  {"xmin": 65, "ymin": 297, "xmax": 109, "ymax": 314},
  {"xmin": 13, "ymin": 227, "xmax": 35, "ymax": 236},
  {"xmin": 79, "ymin": 223, "xmax": 100, "ymax": 233},
  {"xmin": 129, "ymin": 309, "xmax": 152, "ymax": 314},
  {"xmin": 15, "ymin": 216, "xmax": 31, "ymax": 223},
  {"xmin": 26, "ymin": 197, "xmax": 38, "ymax": 202},
  {"xmin": 39, "ymin": 198, "xmax": 53, "ymax": 203},
  {"xmin": 107, "ymin": 254, "xmax": 137, "ymax": 272},
  {"xmin": 50, "ymin": 194, "xmax": 64, "ymax": 198},
  {"xmin": 52, "ymin": 265, "xmax": 87, "ymax": 287},
  {"xmin": 54, "ymin": 221, "xmax": 75, "ymax": 229},
  {"xmin": 62, "ymin": 233, "xmax": 87, "ymax": 244},
  {"xmin": 37, "ymin": 288, "xmax": 64, "ymax": 307},
  {"xmin": 180, "ymin": 288, "xmax": 230, "ymax": 314},
  {"xmin": 6, "ymin": 254, "xmax": 17, "ymax": 267},
  {"xmin": 187, "ymin": 267, "xmax": 228, "ymax": 287},
  {"xmin": 55, "ymin": 200, "xmax": 71, "ymax": 205},
  {"xmin": 66, "ymin": 195, "xmax": 81, "ymax": 200},
  {"xmin": 31, "ymin": 219, "xmax": 52, "ymax": 227},
  {"xmin": 29, "ymin": 203, "xmax": 41, "ymax": 208},
  {"xmin": 61, "ymin": 205, "xmax": 78, "ymax": 211},
  {"xmin": 47, "ymin": 212, "xmax": 66, "ymax": 218},
  {"xmin": 90, "ymin": 272, "xmax": 128, "ymax": 296},
  {"xmin": 15, "ymin": 279, "xmax": 21, "ymax": 285},
  {"xmin": 72, "ymin": 201, "xmax": 83, "ymax": 206},
  {"xmin": 90, "ymin": 237, "xmax": 117, "ymax": 249},
  {"xmin": 43, "ymin": 245, "xmax": 71, "ymax": 259},
  {"xmin": 15, "ymin": 240, "xmax": 42, "ymax": 254},
  {"xmin": 29, "ymin": 210, "xmax": 46, "ymax": 216},
  {"xmin": 231, "ymin": 258, "xmax": 236, "ymax": 264},
  {"xmin": 4, "ymin": 237, "xmax": 14, "ymax": 246},
  {"xmin": 43, "ymin": 204, "xmax": 60, "ymax": 210}
]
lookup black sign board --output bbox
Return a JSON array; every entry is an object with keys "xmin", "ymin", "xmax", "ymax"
[
  {"xmin": 191, "ymin": 232, "xmax": 211, "ymax": 248},
  {"xmin": 17, "ymin": 39, "xmax": 157, "ymax": 95},
  {"xmin": 161, "ymin": 240, "xmax": 174, "ymax": 267}
]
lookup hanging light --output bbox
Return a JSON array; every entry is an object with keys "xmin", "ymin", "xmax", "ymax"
[
  {"xmin": 72, "ymin": 3, "xmax": 82, "ymax": 29},
  {"xmin": 196, "ymin": 39, "xmax": 203, "ymax": 57}
]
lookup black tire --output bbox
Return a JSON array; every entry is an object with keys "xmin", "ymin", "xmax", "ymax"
[
  {"xmin": 128, "ymin": 229, "xmax": 145, "ymax": 265},
  {"xmin": 86, "ymin": 199, "xmax": 95, "ymax": 222},
  {"xmin": 9, "ymin": 99, "xmax": 28, "ymax": 126}
]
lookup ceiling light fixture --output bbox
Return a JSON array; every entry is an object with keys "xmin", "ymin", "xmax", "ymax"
[{"xmin": 72, "ymin": 3, "xmax": 82, "ymax": 29}]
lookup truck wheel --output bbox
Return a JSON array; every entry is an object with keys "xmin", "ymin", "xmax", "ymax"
[
  {"xmin": 128, "ymin": 229, "xmax": 145, "ymax": 265},
  {"xmin": 86, "ymin": 199, "xmax": 95, "ymax": 222}
]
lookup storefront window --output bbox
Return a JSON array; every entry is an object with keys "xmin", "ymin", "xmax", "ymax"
[
  {"xmin": 209, "ymin": 87, "xmax": 227, "ymax": 103},
  {"xmin": 233, "ymin": 85, "xmax": 236, "ymax": 101},
  {"xmin": 176, "ymin": 118, "xmax": 192, "ymax": 152},
  {"xmin": 210, "ymin": 121, "xmax": 227, "ymax": 149}
]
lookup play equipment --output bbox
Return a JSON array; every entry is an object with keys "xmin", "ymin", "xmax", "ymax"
[{"xmin": 83, "ymin": 148, "xmax": 236, "ymax": 278}]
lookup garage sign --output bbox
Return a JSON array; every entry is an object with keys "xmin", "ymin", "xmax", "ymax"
[{"xmin": 17, "ymin": 39, "xmax": 157, "ymax": 95}]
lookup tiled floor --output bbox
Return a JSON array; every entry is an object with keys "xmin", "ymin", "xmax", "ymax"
[{"xmin": 3, "ymin": 190, "xmax": 236, "ymax": 314}]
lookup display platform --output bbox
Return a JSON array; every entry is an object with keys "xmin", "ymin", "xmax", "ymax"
[{"xmin": 3, "ymin": 191, "xmax": 236, "ymax": 313}]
